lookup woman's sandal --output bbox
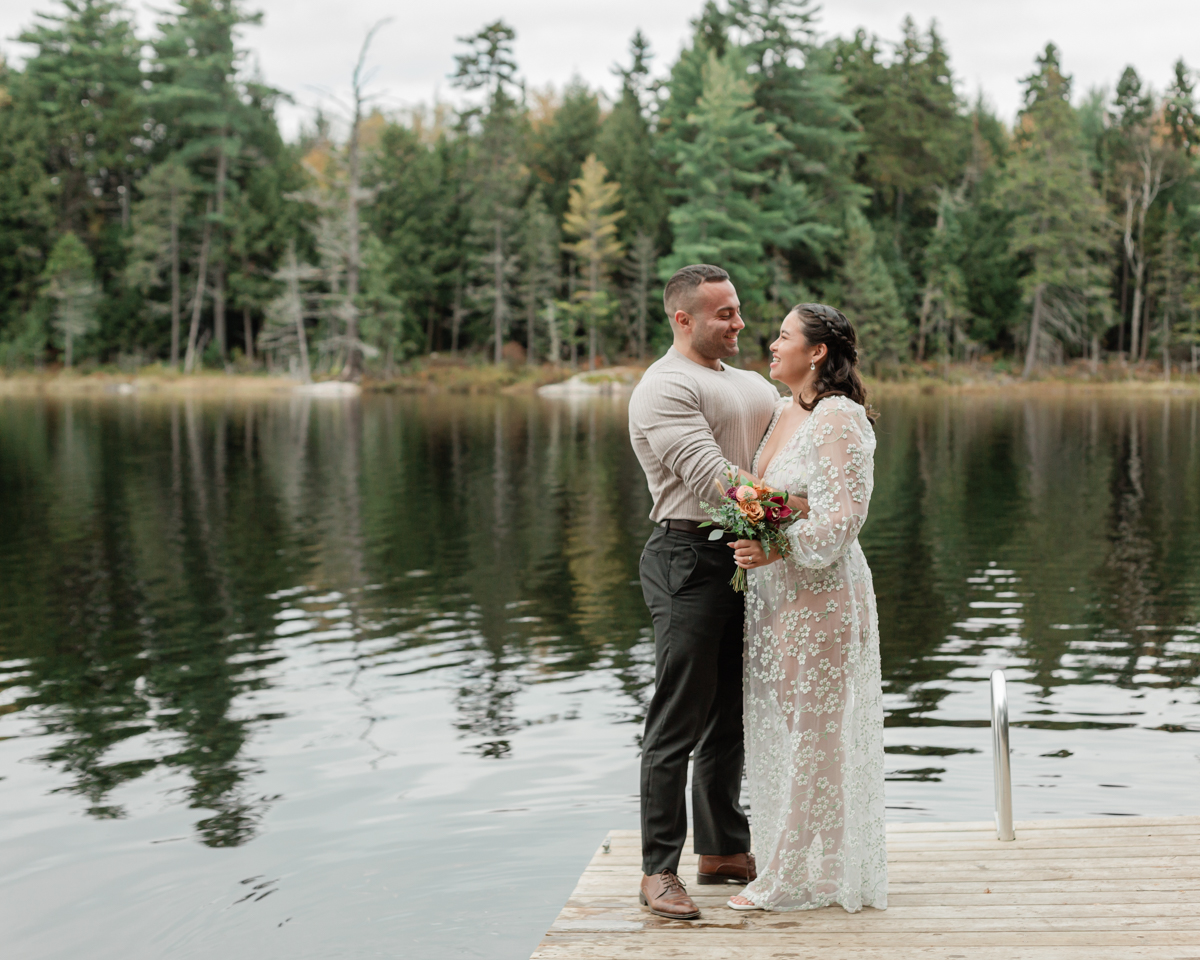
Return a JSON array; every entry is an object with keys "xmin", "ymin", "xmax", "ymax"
[{"xmin": 727, "ymin": 894, "xmax": 765, "ymax": 912}]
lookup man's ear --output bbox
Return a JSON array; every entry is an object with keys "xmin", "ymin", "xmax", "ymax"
[{"xmin": 673, "ymin": 310, "xmax": 692, "ymax": 332}]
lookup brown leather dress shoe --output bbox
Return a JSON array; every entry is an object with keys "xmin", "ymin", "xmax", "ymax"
[
  {"xmin": 639, "ymin": 869, "xmax": 701, "ymax": 919},
  {"xmin": 697, "ymin": 852, "xmax": 757, "ymax": 885}
]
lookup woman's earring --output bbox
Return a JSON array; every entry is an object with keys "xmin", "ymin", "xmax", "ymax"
[{"xmin": 810, "ymin": 361, "xmax": 816, "ymax": 371}]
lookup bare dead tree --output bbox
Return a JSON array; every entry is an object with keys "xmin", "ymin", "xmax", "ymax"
[
  {"xmin": 1122, "ymin": 141, "xmax": 1171, "ymax": 362},
  {"xmin": 339, "ymin": 19, "xmax": 391, "ymax": 382}
]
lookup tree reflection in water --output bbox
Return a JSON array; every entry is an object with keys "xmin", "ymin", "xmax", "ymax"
[{"xmin": 1, "ymin": 391, "xmax": 1199, "ymax": 846}]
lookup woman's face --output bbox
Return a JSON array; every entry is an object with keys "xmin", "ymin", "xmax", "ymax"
[{"xmin": 769, "ymin": 312, "xmax": 824, "ymax": 384}]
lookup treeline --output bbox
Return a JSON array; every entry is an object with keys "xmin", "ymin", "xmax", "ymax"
[{"xmin": 2, "ymin": 0, "xmax": 1200, "ymax": 378}]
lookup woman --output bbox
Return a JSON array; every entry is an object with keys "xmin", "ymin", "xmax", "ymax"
[{"xmin": 727, "ymin": 303, "xmax": 887, "ymax": 913}]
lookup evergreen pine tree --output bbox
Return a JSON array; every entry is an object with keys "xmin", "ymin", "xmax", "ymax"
[
  {"xmin": 125, "ymin": 159, "xmax": 197, "ymax": 364},
  {"xmin": 916, "ymin": 190, "xmax": 971, "ymax": 363},
  {"xmin": 17, "ymin": 0, "xmax": 146, "ymax": 236},
  {"xmin": 999, "ymin": 45, "xmax": 1112, "ymax": 377},
  {"xmin": 1163, "ymin": 60, "xmax": 1198, "ymax": 156},
  {"xmin": 595, "ymin": 31, "xmax": 668, "ymax": 247},
  {"xmin": 623, "ymin": 231, "xmax": 659, "ymax": 359},
  {"xmin": 370, "ymin": 114, "xmax": 470, "ymax": 354},
  {"xmin": 1148, "ymin": 202, "xmax": 1200, "ymax": 379},
  {"xmin": 0, "ymin": 56, "xmax": 57, "ymax": 361},
  {"xmin": 453, "ymin": 20, "xmax": 526, "ymax": 365},
  {"xmin": 148, "ymin": 0, "xmax": 265, "ymax": 367},
  {"xmin": 836, "ymin": 206, "xmax": 907, "ymax": 366},
  {"xmin": 16, "ymin": 1, "xmax": 148, "ymax": 360},
  {"xmin": 225, "ymin": 136, "xmax": 306, "ymax": 366},
  {"xmin": 1111, "ymin": 65, "xmax": 1167, "ymax": 362},
  {"xmin": 528, "ymin": 81, "xmax": 601, "ymax": 224},
  {"xmin": 356, "ymin": 232, "xmax": 407, "ymax": 372},
  {"xmin": 660, "ymin": 51, "xmax": 811, "ymax": 327},
  {"xmin": 691, "ymin": 2, "xmax": 849, "ymax": 333},
  {"xmin": 516, "ymin": 190, "xmax": 559, "ymax": 363},
  {"xmin": 729, "ymin": 0, "xmax": 861, "ymax": 211}
]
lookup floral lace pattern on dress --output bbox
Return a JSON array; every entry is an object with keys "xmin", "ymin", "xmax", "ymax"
[{"xmin": 740, "ymin": 395, "xmax": 887, "ymax": 913}]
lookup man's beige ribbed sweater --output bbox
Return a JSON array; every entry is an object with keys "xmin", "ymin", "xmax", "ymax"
[{"xmin": 629, "ymin": 347, "xmax": 779, "ymax": 523}]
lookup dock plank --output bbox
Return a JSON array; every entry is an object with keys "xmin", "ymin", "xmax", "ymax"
[{"xmin": 531, "ymin": 817, "xmax": 1200, "ymax": 959}]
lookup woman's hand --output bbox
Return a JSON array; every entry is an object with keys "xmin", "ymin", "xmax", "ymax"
[{"xmin": 731, "ymin": 539, "xmax": 781, "ymax": 570}]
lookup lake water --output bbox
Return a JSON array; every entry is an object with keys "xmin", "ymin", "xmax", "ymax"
[{"xmin": 2, "ymin": 389, "xmax": 1199, "ymax": 959}]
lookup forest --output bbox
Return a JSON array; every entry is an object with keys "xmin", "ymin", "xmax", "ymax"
[{"xmin": 1, "ymin": 0, "xmax": 1199, "ymax": 380}]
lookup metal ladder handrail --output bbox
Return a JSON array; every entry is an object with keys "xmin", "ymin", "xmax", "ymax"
[{"xmin": 991, "ymin": 669, "xmax": 1015, "ymax": 841}]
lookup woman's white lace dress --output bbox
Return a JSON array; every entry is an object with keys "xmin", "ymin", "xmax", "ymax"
[{"xmin": 740, "ymin": 395, "xmax": 887, "ymax": 912}]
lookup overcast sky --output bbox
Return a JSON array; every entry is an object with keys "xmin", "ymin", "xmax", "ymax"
[{"xmin": 3, "ymin": 1, "xmax": 1199, "ymax": 139}]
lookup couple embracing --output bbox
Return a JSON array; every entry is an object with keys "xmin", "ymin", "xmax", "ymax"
[{"xmin": 628, "ymin": 264, "xmax": 887, "ymax": 917}]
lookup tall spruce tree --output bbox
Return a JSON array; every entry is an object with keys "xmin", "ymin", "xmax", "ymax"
[
  {"xmin": 17, "ymin": 1, "xmax": 146, "ymax": 236},
  {"xmin": 149, "ymin": 0, "xmax": 264, "ymax": 368},
  {"xmin": 1164, "ymin": 60, "xmax": 1199, "ymax": 156},
  {"xmin": 916, "ymin": 190, "xmax": 971, "ymax": 363},
  {"xmin": 1000, "ymin": 45, "xmax": 1111, "ymax": 377},
  {"xmin": 370, "ymin": 115, "xmax": 470, "ymax": 354},
  {"xmin": 528, "ymin": 80, "xmax": 601, "ymax": 224},
  {"xmin": 691, "ymin": 0, "xmax": 846, "ymax": 330},
  {"xmin": 595, "ymin": 32, "xmax": 667, "ymax": 356},
  {"xmin": 837, "ymin": 207, "xmax": 907, "ymax": 365},
  {"xmin": 660, "ymin": 50, "xmax": 812, "ymax": 332},
  {"xmin": 124, "ymin": 158, "xmax": 197, "ymax": 364},
  {"xmin": 16, "ymin": 1, "xmax": 148, "ymax": 360},
  {"xmin": 833, "ymin": 19, "xmax": 969, "ymax": 234},
  {"xmin": 595, "ymin": 31, "xmax": 668, "ymax": 247},
  {"xmin": 728, "ymin": 0, "xmax": 861, "ymax": 214},
  {"xmin": 1111, "ymin": 66, "xmax": 1169, "ymax": 362},
  {"xmin": 623, "ymin": 231, "xmax": 659, "ymax": 359},
  {"xmin": 453, "ymin": 20, "xmax": 526, "ymax": 365},
  {"xmin": 516, "ymin": 190, "xmax": 559, "ymax": 363},
  {"xmin": 1149, "ymin": 202, "xmax": 1200, "ymax": 379},
  {"xmin": 0, "ymin": 56, "xmax": 57, "ymax": 362}
]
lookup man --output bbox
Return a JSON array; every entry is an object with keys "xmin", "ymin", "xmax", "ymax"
[{"xmin": 628, "ymin": 264, "xmax": 784, "ymax": 920}]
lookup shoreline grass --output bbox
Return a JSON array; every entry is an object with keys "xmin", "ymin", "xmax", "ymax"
[{"xmin": 2, "ymin": 357, "xmax": 1198, "ymax": 398}]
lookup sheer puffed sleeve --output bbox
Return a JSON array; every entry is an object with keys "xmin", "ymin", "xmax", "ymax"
[{"xmin": 784, "ymin": 398, "xmax": 873, "ymax": 571}]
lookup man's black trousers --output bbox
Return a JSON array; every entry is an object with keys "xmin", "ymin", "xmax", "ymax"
[{"xmin": 638, "ymin": 524, "xmax": 751, "ymax": 876}]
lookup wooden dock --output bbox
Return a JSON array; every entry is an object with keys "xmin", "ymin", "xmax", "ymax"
[{"xmin": 531, "ymin": 816, "xmax": 1200, "ymax": 959}]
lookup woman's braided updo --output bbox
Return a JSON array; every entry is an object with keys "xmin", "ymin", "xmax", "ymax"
[{"xmin": 791, "ymin": 302, "xmax": 876, "ymax": 423}]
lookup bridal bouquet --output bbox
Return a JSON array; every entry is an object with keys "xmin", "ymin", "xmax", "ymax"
[{"xmin": 700, "ymin": 470, "xmax": 795, "ymax": 592}]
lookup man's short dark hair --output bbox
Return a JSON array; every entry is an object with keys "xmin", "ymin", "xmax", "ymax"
[{"xmin": 663, "ymin": 264, "xmax": 730, "ymax": 319}]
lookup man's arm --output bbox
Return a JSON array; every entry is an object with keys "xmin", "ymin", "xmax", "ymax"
[{"xmin": 630, "ymin": 372, "xmax": 737, "ymax": 503}]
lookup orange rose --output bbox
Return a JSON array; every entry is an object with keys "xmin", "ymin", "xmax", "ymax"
[{"xmin": 739, "ymin": 500, "xmax": 766, "ymax": 523}]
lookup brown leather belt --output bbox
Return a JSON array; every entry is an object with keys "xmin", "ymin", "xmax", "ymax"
[{"xmin": 662, "ymin": 519, "xmax": 736, "ymax": 541}]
